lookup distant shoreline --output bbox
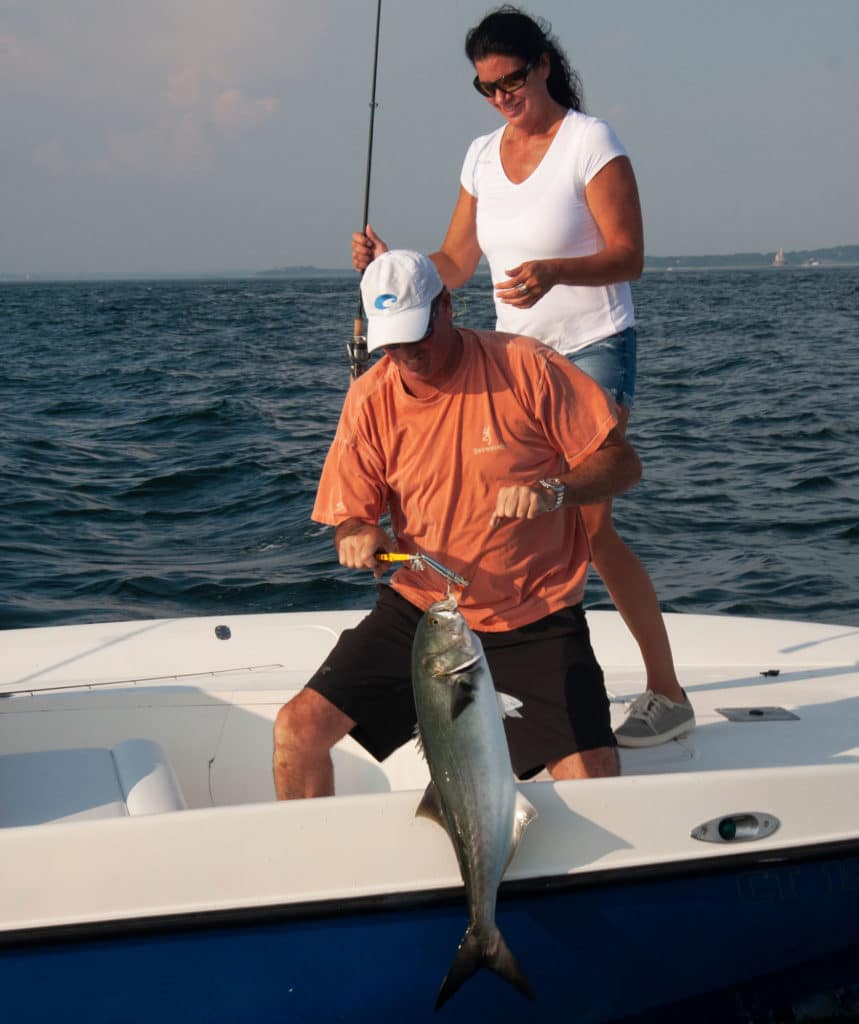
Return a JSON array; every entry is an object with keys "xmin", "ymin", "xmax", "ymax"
[
  {"xmin": 644, "ymin": 243, "xmax": 859, "ymax": 271},
  {"xmin": 256, "ymin": 244, "xmax": 859, "ymax": 276},
  {"xmin": 643, "ymin": 261, "xmax": 859, "ymax": 272},
  {"xmin": 3, "ymin": 245, "xmax": 858, "ymax": 283}
]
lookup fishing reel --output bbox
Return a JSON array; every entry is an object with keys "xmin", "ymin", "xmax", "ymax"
[{"xmin": 348, "ymin": 329, "xmax": 370, "ymax": 381}]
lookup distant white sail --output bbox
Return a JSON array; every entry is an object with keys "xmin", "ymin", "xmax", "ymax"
[{"xmin": 773, "ymin": 248, "xmax": 786, "ymax": 267}]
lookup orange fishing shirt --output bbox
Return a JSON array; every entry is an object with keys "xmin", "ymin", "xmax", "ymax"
[{"xmin": 313, "ymin": 330, "xmax": 618, "ymax": 631}]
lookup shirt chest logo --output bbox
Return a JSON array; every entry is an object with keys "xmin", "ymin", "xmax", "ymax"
[{"xmin": 473, "ymin": 424, "xmax": 506, "ymax": 455}]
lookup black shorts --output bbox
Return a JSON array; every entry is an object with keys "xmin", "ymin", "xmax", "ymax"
[{"xmin": 305, "ymin": 585, "xmax": 614, "ymax": 779}]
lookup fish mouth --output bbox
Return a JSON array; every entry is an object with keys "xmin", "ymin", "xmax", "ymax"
[{"xmin": 429, "ymin": 594, "xmax": 459, "ymax": 614}]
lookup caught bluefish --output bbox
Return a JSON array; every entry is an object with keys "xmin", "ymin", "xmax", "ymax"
[{"xmin": 412, "ymin": 594, "xmax": 537, "ymax": 1009}]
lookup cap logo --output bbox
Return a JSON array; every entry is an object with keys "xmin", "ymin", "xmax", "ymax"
[{"xmin": 374, "ymin": 293, "xmax": 397, "ymax": 310}]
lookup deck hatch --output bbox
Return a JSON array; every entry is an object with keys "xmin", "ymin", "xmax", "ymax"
[{"xmin": 716, "ymin": 706, "xmax": 799, "ymax": 722}]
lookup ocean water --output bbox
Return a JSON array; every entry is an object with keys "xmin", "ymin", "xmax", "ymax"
[{"xmin": 1, "ymin": 267, "xmax": 857, "ymax": 631}]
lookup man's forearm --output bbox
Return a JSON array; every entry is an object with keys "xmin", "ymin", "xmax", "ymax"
[
  {"xmin": 489, "ymin": 431, "xmax": 642, "ymax": 527},
  {"xmin": 555, "ymin": 437, "xmax": 641, "ymax": 507},
  {"xmin": 334, "ymin": 518, "xmax": 375, "ymax": 546}
]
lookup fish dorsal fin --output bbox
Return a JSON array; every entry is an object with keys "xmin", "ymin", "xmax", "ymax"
[
  {"xmin": 496, "ymin": 692, "xmax": 523, "ymax": 719},
  {"xmin": 415, "ymin": 781, "xmax": 447, "ymax": 831},
  {"xmin": 503, "ymin": 792, "xmax": 538, "ymax": 873}
]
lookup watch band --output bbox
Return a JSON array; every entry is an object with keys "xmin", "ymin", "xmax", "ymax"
[{"xmin": 538, "ymin": 477, "xmax": 565, "ymax": 512}]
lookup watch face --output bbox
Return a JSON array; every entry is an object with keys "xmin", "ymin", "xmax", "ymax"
[{"xmin": 539, "ymin": 478, "xmax": 564, "ymax": 510}]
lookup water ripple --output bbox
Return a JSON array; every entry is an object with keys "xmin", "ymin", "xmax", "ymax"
[{"xmin": 2, "ymin": 270, "xmax": 858, "ymax": 629}]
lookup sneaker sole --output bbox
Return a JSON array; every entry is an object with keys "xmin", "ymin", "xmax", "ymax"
[{"xmin": 615, "ymin": 720, "xmax": 696, "ymax": 749}]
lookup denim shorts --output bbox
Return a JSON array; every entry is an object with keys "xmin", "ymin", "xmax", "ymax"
[{"xmin": 567, "ymin": 326, "xmax": 637, "ymax": 409}]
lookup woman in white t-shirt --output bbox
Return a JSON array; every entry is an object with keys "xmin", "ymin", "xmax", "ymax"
[{"xmin": 352, "ymin": 6, "xmax": 694, "ymax": 749}]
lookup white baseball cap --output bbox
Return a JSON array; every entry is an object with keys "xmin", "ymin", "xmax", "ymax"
[{"xmin": 360, "ymin": 250, "xmax": 444, "ymax": 352}]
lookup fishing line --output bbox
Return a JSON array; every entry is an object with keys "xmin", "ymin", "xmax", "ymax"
[{"xmin": 348, "ymin": 0, "xmax": 383, "ymax": 381}]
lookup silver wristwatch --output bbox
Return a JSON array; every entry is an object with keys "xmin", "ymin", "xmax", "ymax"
[{"xmin": 538, "ymin": 477, "xmax": 565, "ymax": 512}]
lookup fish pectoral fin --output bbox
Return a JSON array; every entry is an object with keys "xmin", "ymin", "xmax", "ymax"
[
  {"xmin": 503, "ymin": 792, "xmax": 538, "ymax": 873},
  {"xmin": 496, "ymin": 691, "xmax": 524, "ymax": 719},
  {"xmin": 450, "ymin": 677, "xmax": 476, "ymax": 720},
  {"xmin": 514, "ymin": 792, "xmax": 538, "ymax": 836},
  {"xmin": 415, "ymin": 781, "xmax": 447, "ymax": 830}
]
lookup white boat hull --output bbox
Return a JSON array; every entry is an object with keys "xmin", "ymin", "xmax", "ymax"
[{"xmin": 1, "ymin": 608, "xmax": 858, "ymax": 1021}]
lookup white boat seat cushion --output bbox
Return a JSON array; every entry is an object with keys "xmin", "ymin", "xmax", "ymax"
[
  {"xmin": 0, "ymin": 738, "xmax": 187, "ymax": 828},
  {"xmin": 112, "ymin": 738, "xmax": 187, "ymax": 816}
]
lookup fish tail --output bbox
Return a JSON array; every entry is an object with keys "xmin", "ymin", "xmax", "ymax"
[{"xmin": 434, "ymin": 924, "xmax": 535, "ymax": 1010}]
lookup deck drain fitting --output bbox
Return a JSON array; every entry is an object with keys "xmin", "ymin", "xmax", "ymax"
[{"xmin": 692, "ymin": 812, "xmax": 780, "ymax": 843}]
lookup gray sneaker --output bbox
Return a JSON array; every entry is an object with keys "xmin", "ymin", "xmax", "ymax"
[{"xmin": 615, "ymin": 689, "xmax": 695, "ymax": 748}]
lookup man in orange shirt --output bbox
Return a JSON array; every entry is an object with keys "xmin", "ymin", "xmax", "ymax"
[{"xmin": 273, "ymin": 250, "xmax": 641, "ymax": 799}]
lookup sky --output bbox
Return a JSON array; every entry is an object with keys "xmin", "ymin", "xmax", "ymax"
[{"xmin": 2, "ymin": 0, "xmax": 857, "ymax": 276}]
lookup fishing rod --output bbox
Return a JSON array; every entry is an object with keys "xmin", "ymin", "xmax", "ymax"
[{"xmin": 347, "ymin": 0, "xmax": 383, "ymax": 381}]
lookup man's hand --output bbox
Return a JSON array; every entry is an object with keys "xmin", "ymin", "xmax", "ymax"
[
  {"xmin": 490, "ymin": 484, "xmax": 553, "ymax": 527},
  {"xmin": 334, "ymin": 519, "xmax": 393, "ymax": 575},
  {"xmin": 489, "ymin": 429, "xmax": 642, "ymax": 528}
]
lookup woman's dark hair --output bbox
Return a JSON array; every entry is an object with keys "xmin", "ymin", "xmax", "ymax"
[{"xmin": 465, "ymin": 5, "xmax": 584, "ymax": 112}]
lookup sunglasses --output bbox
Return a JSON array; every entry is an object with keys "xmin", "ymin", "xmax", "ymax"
[
  {"xmin": 472, "ymin": 60, "xmax": 536, "ymax": 98},
  {"xmin": 384, "ymin": 294, "xmax": 442, "ymax": 350}
]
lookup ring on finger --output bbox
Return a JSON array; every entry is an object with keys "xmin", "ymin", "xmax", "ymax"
[{"xmin": 516, "ymin": 282, "xmax": 528, "ymax": 295}]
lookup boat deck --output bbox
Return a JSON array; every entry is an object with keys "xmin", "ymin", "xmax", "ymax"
[
  {"xmin": 0, "ymin": 608, "xmax": 858, "ymax": 947},
  {"xmin": 2, "ymin": 609, "xmax": 857, "ymax": 801}
]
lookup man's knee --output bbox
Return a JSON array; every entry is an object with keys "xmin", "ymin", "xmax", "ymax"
[
  {"xmin": 548, "ymin": 745, "xmax": 620, "ymax": 780},
  {"xmin": 273, "ymin": 688, "xmax": 355, "ymax": 758}
]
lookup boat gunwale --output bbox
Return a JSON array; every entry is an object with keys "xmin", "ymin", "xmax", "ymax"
[{"xmin": 2, "ymin": 832, "xmax": 858, "ymax": 950}]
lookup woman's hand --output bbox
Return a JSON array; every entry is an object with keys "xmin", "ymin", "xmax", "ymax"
[
  {"xmin": 352, "ymin": 224, "xmax": 389, "ymax": 272},
  {"xmin": 495, "ymin": 259, "xmax": 560, "ymax": 308}
]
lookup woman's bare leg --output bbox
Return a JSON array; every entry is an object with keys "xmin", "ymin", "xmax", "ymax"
[
  {"xmin": 581, "ymin": 406, "xmax": 694, "ymax": 746},
  {"xmin": 580, "ymin": 496, "xmax": 683, "ymax": 702}
]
